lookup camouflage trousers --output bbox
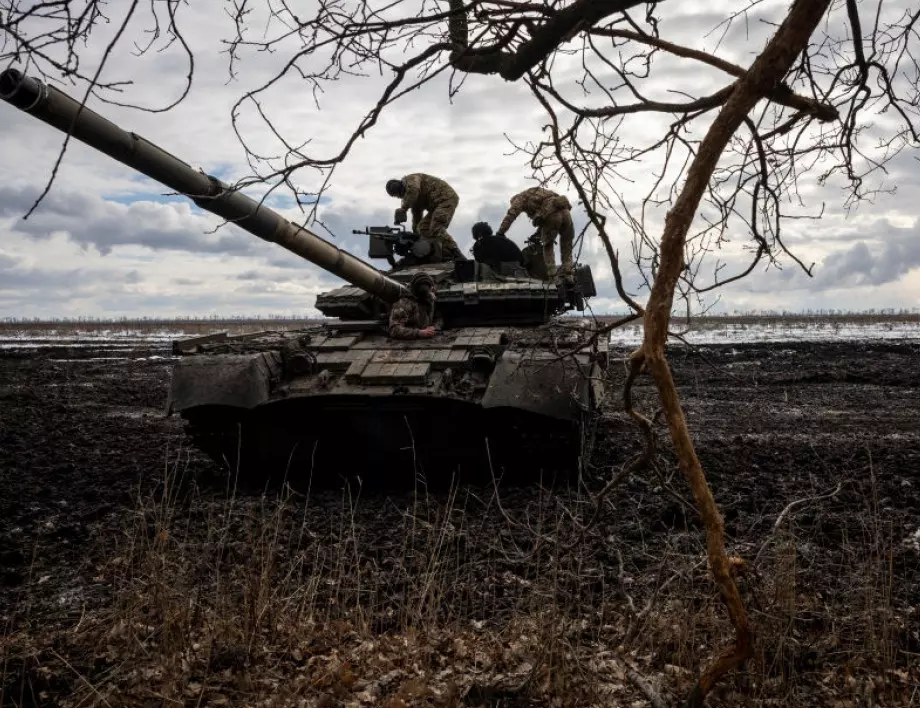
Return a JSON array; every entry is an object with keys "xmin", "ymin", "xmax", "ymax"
[
  {"xmin": 418, "ymin": 196, "xmax": 464, "ymax": 261},
  {"xmin": 540, "ymin": 208, "xmax": 575, "ymax": 277}
]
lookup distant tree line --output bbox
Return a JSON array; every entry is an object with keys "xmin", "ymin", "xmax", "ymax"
[
  {"xmin": 0, "ymin": 314, "xmax": 317, "ymax": 326},
  {"xmin": 1, "ymin": 310, "xmax": 919, "ymax": 339},
  {"xmin": 1, "ymin": 308, "xmax": 918, "ymax": 328}
]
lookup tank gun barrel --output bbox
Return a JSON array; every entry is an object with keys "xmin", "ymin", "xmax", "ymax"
[{"xmin": 0, "ymin": 69, "xmax": 406, "ymax": 304}]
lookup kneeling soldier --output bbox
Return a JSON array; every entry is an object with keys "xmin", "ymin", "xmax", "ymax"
[{"xmin": 385, "ymin": 174, "xmax": 465, "ymax": 262}]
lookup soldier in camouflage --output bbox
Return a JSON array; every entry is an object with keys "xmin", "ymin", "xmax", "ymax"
[
  {"xmin": 388, "ymin": 272, "xmax": 438, "ymax": 340},
  {"xmin": 386, "ymin": 174, "xmax": 465, "ymax": 262},
  {"xmin": 496, "ymin": 186, "xmax": 575, "ymax": 282}
]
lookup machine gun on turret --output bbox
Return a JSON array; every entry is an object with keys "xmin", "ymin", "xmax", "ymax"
[
  {"xmin": 354, "ymin": 207, "xmax": 440, "ymax": 268},
  {"xmin": 353, "ymin": 224, "xmax": 429, "ymax": 268}
]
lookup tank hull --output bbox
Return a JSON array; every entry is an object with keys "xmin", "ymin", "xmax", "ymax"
[
  {"xmin": 169, "ymin": 320, "xmax": 607, "ymax": 489},
  {"xmin": 182, "ymin": 397, "xmax": 589, "ymax": 490}
]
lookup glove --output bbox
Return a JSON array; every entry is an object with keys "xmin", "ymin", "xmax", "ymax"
[
  {"xmin": 495, "ymin": 231, "xmax": 505, "ymax": 238},
  {"xmin": 531, "ymin": 216, "xmax": 544, "ymax": 227},
  {"xmin": 394, "ymin": 207, "xmax": 408, "ymax": 225}
]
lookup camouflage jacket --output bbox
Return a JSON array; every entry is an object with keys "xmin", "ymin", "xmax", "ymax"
[
  {"xmin": 400, "ymin": 173, "xmax": 458, "ymax": 226},
  {"xmin": 498, "ymin": 187, "xmax": 572, "ymax": 234},
  {"xmin": 388, "ymin": 294, "xmax": 434, "ymax": 339}
]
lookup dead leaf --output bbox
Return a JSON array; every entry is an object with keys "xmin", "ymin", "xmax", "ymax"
[
  {"xmin": 339, "ymin": 664, "xmax": 356, "ymax": 689},
  {"xmin": 397, "ymin": 677, "xmax": 429, "ymax": 700}
]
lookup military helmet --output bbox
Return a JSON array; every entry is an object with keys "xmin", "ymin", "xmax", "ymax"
[
  {"xmin": 471, "ymin": 221, "xmax": 493, "ymax": 241},
  {"xmin": 386, "ymin": 179, "xmax": 404, "ymax": 197}
]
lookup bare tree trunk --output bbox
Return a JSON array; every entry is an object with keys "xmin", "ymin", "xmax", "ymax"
[{"xmin": 634, "ymin": 0, "xmax": 834, "ymax": 704}]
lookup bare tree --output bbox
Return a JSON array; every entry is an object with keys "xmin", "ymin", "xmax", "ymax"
[{"xmin": 2, "ymin": 0, "xmax": 919, "ymax": 704}]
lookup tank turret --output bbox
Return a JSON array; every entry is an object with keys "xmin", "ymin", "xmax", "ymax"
[{"xmin": 1, "ymin": 69, "xmax": 608, "ymax": 487}]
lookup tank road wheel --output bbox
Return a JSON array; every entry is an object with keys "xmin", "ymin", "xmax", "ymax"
[
  {"xmin": 179, "ymin": 399, "xmax": 588, "ymax": 492},
  {"xmin": 182, "ymin": 409, "xmax": 254, "ymax": 485}
]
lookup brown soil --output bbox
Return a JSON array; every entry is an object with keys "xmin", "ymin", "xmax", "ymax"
[{"xmin": 1, "ymin": 337, "xmax": 918, "ymax": 706}]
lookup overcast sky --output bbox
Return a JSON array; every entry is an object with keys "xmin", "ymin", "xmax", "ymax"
[{"xmin": 1, "ymin": 0, "xmax": 918, "ymax": 319}]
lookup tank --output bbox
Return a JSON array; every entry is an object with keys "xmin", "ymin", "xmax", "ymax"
[{"xmin": 1, "ymin": 68, "xmax": 608, "ymax": 486}]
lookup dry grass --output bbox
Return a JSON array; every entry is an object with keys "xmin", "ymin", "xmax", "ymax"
[{"xmin": 2, "ymin": 448, "xmax": 918, "ymax": 707}]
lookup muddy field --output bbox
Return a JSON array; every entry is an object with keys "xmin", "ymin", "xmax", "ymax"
[{"xmin": 1, "ymin": 332, "xmax": 919, "ymax": 706}]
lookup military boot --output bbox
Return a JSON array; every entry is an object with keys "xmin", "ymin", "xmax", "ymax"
[{"xmin": 444, "ymin": 238, "xmax": 468, "ymax": 262}]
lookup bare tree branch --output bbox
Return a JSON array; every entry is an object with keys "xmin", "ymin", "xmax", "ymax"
[
  {"xmin": 634, "ymin": 0, "xmax": 837, "ymax": 702},
  {"xmin": 448, "ymin": 0, "xmax": 656, "ymax": 79}
]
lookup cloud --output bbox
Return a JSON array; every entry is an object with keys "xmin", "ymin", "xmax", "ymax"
[
  {"xmin": 0, "ymin": 185, "xmax": 263, "ymax": 256},
  {"xmin": 808, "ymin": 220, "xmax": 920, "ymax": 289},
  {"xmin": 0, "ymin": 253, "xmax": 337, "ymax": 319},
  {"xmin": 2, "ymin": 264, "xmax": 94, "ymax": 291},
  {"xmin": 0, "ymin": 0, "xmax": 918, "ymax": 318}
]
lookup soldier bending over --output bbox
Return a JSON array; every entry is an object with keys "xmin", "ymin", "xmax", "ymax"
[
  {"xmin": 386, "ymin": 174, "xmax": 465, "ymax": 262},
  {"xmin": 496, "ymin": 186, "xmax": 575, "ymax": 283},
  {"xmin": 388, "ymin": 272, "xmax": 438, "ymax": 340}
]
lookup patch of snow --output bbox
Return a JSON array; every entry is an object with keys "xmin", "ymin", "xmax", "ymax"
[
  {"xmin": 3, "ymin": 320, "xmax": 920, "ymax": 353},
  {"xmin": 56, "ymin": 586, "xmax": 86, "ymax": 607},
  {"xmin": 608, "ymin": 321, "xmax": 920, "ymax": 346},
  {"xmin": 0, "ymin": 342, "xmax": 167, "ymax": 349},
  {"xmin": 0, "ymin": 328, "xmax": 185, "ymax": 341},
  {"xmin": 48, "ymin": 357, "xmax": 132, "ymax": 362},
  {"xmin": 105, "ymin": 408, "xmax": 164, "ymax": 419}
]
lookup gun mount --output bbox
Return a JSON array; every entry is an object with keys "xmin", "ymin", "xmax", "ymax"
[
  {"xmin": 354, "ymin": 225, "xmax": 426, "ymax": 268},
  {"xmin": 1, "ymin": 68, "xmax": 609, "ymax": 488}
]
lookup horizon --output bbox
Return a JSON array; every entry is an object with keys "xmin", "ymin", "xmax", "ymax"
[{"xmin": 3, "ymin": 308, "xmax": 920, "ymax": 326}]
